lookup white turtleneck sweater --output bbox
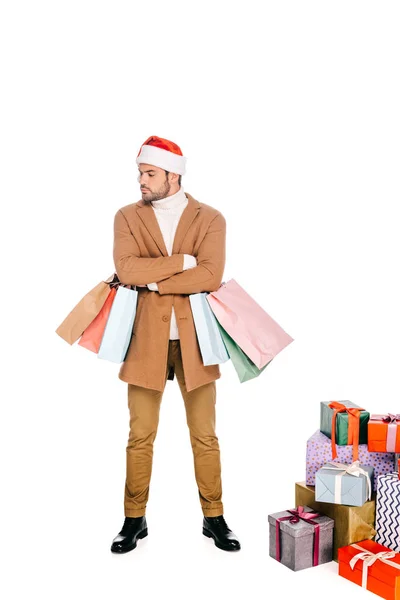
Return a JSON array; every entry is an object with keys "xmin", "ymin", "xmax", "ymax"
[{"xmin": 148, "ymin": 185, "xmax": 197, "ymax": 339}]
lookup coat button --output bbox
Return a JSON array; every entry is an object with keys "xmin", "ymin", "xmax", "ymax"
[{"xmin": 162, "ymin": 315, "xmax": 169, "ymax": 322}]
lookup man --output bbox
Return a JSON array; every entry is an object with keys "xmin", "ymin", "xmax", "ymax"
[{"xmin": 110, "ymin": 135, "xmax": 240, "ymax": 553}]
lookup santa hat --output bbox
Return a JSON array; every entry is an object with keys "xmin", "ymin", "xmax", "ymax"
[{"xmin": 136, "ymin": 135, "xmax": 187, "ymax": 175}]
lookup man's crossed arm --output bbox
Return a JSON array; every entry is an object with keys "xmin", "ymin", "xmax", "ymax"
[
  {"xmin": 147, "ymin": 253, "xmax": 197, "ymax": 291},
  {"xmin": 114, "ymin": 209, "xmax": 194, "ymax": 285},
  {"xmin": 113, "ymin": 209, "xmax": 226, "ymax": 295},
  {"xmin": 148, "ymin": 212, "xmax": 226, "ymax": 295}
]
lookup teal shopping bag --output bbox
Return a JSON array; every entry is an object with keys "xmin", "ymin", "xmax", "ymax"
[
  {"xmin": 189, "ymin": 292, "xmax": 230, "ymax": 365},
  {"xmin": 215, "ymin": 320, "xmax": 272, "ymax": 382},
  {"xmin": 97, "ymin": 284, "xmax": 138, "ymax": 363}
]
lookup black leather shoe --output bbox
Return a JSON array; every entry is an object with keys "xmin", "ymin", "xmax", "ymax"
[
  {"xmin": 110, "ymin": 516, "xmax": 148, "ymax": 554},
  {"xmin": 202, "ymin": 515, "xmax": 241, "ymax": 551}
]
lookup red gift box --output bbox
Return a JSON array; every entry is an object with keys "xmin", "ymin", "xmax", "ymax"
[{"xmin": 338, "ymin": 539, "xmax": 400, "ymax": 599}]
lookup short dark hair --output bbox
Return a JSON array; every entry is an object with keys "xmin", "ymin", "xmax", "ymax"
[{"xmin": 164, "ymin": 170, "xmax": 182, "ymax": 186}]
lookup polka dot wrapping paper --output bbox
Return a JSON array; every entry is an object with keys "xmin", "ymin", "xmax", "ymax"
[{"xmin": 306, "ymin": 430, "xmax": 395, "ymax": 491}]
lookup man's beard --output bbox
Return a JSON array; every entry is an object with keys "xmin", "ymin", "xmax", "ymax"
[{"xmin": 142, "ymin": 179, "xmax": 171, "ymax": 204}]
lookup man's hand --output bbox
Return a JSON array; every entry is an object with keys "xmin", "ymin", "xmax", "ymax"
[{"xmin": 182, "ymin": 254, "xmax": 197, "ymax": 270}]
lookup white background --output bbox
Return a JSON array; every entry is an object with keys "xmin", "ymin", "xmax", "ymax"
[{"xmin": 1, "ymin": 1, "xmax": 400, "ymax": 598}]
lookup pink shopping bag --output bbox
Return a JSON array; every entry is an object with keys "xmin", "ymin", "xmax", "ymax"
[{"xmin": 206, "ymin": 279, "xmax": 294, "ymax": 369}]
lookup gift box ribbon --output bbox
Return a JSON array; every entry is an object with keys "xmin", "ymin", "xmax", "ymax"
[
  {"xmin": 275, "ymin": 506, "xmax": 321, "ymax": 567},
  {"xmin": 329, "ymin": 401, "xmax": 366, "ymax": 462},
  {"xmin": 323, "ymin": 460, "xmax": 372, "ymax": 503},
  {"xmin": 349, "ymin": 543, "xmax": 400, "ymax": 589},
  {"xmin": 370, "ymin": 414, "xmax": 400, "ymax": 453}
]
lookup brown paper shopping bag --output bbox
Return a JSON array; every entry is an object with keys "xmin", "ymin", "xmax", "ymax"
[{"xmin": 55, "ymin": 273, "xmax": 118, "ymax": 345}]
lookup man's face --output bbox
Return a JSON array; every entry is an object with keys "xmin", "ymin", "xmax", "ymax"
[{"xmin": 138, "ymin": 164, "xmax": 171, "ymax": 203}]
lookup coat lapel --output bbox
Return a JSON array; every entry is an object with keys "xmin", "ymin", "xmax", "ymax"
[
  {"xmin": 136, "ymin": 198, "xmax": 168, "ymax": 256},
  {"xmin": 136, "ymin": 192, "xmax": 201, "ymax": 256},
  {"xmin": 172, "ymin": 192, "xmax": 201, "ymax": 255}
]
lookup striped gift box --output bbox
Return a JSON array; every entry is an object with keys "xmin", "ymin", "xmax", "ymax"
[{"xmin": 375, "ymin": 472, "xmax": 400, "ymax": 552}]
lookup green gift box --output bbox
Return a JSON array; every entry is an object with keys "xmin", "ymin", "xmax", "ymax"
[{"xmin": 320, "ymin": 400, "xmax": 370, "ymax": 446}]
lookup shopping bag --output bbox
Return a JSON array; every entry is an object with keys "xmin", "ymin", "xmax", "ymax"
[
  {"xmin": 97, "ymin": 284, "xmax": 138, "ymax": 363},
  {"xmin": 215, "ymin": 320, "xmax": 271, "ymax": 382},
  {"xmin": 78, "ymin": 286, "xmax": 117, "ymax": 353},
  {"xmin": 189, "ymin": 292, "xmax": 230, "ymax": 366},
  {"xmin": 55, "ymin": 273, "xmax": 117, "ymax": 345},
  {"xmin": 206, "ymin": 279, "xmax": 293, "ymax": 369}
]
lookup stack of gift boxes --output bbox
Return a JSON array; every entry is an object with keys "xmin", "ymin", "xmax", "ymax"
[{"xmin": 268, "ymin": 401, "xmax": 400, "ymax": 599}]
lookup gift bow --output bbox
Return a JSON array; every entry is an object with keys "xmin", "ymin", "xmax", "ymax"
[
  {"xmin": 370, "ymin": 414, "xmax": 400, "ymax": 452},
  {"xmin": 384, "ymin": 414, "xmax": 400, "ymax": 423},
  {"xmin": 275, "ymin": 506, "xmax": 321, "ymax": 566},
  {"xmin": 285, "ymin": 506, "xmax": 320, "ymax": 523},
  {"xmin": 350, "ymin": 543, "xmax": 400, "ymax": 589},
  {"xmin": 329, "ymin": 401, "xmax": 365, "ymax": 462},
  {"xmin": 323, "ymin": 460, "xmax": 372, "ymax": 503}
]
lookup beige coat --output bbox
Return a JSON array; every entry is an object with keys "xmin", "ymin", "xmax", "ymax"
[{"xmin": 113, "ymin": 192, "xmax": 226, "ymax": 392}]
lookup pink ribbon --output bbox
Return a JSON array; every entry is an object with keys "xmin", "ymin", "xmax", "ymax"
[
  {"xmin": 370, "ymin": 414, "xmax": 400, "ymax": 452},
  {"xmin": 350, "ymin": 543, "xmax": 400, "ymax": 589},
  {"xmin": 275, "ymin": 506, "xmax": 321, "ymax": 567}
]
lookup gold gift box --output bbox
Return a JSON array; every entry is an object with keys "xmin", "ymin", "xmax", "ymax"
[{"xmin": 295, "ymin": 481, "xmax": 376, "ymax": 561}]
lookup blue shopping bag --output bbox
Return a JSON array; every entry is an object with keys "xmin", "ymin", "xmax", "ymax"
[
  {"xmin": 97, "ymin": 284, "xmax": 138, "ymax": 363},
  {"xmin": 189, "ymin": 292, "xmax": 230, "ymax": 366}
]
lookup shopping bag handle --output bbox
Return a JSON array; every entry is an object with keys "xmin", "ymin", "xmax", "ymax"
[{"xmin": 105, "ymin": 273, "xmax": 137, "ymax": 291}]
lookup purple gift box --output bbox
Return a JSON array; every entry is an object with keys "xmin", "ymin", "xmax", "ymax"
[{"xmin": 306, "ymin": 430, "xmax": 395, "ymax": 491}]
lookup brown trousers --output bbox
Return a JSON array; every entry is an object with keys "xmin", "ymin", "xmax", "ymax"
[{"xmin": 124, "ymin": 339, "xmax": 224, "ymax": 517}]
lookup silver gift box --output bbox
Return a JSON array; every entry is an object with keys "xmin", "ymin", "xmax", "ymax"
[{"xmin": 268, "ymin": 505, "xmax": 334, "ymax": 571}]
